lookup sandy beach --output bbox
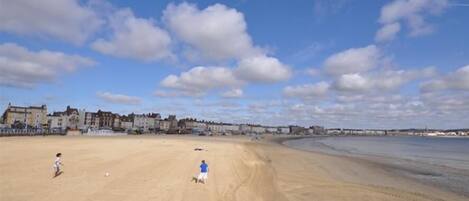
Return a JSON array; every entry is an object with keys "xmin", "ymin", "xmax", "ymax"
[{"xmin": 0, "ymin": 135, "xmax": 466, "ymax": 201}]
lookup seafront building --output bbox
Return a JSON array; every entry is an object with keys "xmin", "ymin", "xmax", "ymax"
[
  {"xmin": 2, "ymin": 103, "xmax": 47, "ymax": 129},
  {"xmin": 119, "ymin": 115, "xmax": 133, "ymax": 130},
  {"xmin": 129, "ymin": 113, "xmax": 161, "ymax": 132},
  {"xmin": 222, "ymin": 123, "xmax": 241, "ymax": 134},
  {"xmin": 47, "ymin": 106, "xmax": 86, "ymax": 130},
  {"xmin": 97, "ymin": 110, "xmax": 114, "ymax": 128},
  {"xmin": 3, "ymin": 103, "xmax": 466, "ymax": 137}
]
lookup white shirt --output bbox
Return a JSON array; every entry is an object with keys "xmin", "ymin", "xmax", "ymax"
[{"xmin": 54, "ymin": 157, "xmax": 62, "ymax": 167}]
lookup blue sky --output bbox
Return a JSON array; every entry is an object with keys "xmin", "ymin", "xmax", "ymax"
[{"xmin": 1, "ymin": 0, "xmax": 468, "ymax": 129}]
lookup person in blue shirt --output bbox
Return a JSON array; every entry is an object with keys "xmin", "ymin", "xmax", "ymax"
[{"xmin": 197, "ymin": 160, "xmax": 209, "ymax": 184}]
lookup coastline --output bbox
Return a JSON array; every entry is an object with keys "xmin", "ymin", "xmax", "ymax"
[
  {"xmin": 1, "ymin": 135, "xmax": 467, "ymax": 201},
  {"xmin": 278, "ymin": 136, "xmax": 469, "ymax": 199}
]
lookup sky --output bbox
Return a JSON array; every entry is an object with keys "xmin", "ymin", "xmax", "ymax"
[{"xmin": 1, "ymin": 0, "xmax": 468, "ymax": 129}]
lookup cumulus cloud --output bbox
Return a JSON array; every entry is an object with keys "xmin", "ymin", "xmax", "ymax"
[
  {"xmin": 163, "ymin": 2, "xmax": 263, "ymax": 61},
  {"xmin": 280, "ymin": 92, "xmax": 466, "ymax": 129},
  {"xmin": 159, "ymin": 55, "xmax": 290, "ymax": 96},
  {"xmin": 160, "ymin": 66, "xmax": 242, "ymax": 96},
  {"xmin": 324, "ymin": 45, "xmax": 381, "ymax": 75},
  {"xmin": 0, "ymin": 43, "xmax": 95, "ymax": 88},
  {"xmin": 376, "ymin": 0, "xmax": 448, "ymax": 41},
  {"xmin": 234, "ymin": 56, "xmax": 292, "ymax": 83},
  {"xmin": 157, "ymin": 3, "xmax": 291, "ymax": 97},
  {"xmin": 334, "ymin": 73, "xmax": 370, "ymax": 91},
  {"xmin": 221, "ymin": 88, "xmax": 243, "ymax": 98},
  {"xmin": 91, "ymin": 8, "xmax": 172, "ymax": 61},
  {"xmin": 421, "ymin": 65, "xmax": 469, "ymax": 92},
  {"xmin": 333, "ymin": 67, "xmax": 436, "ymax": 92},
  {"xmin": 0, "ymin": 0, "xmax": 103, "ymax": 45},
  {"xmin": 376, "ymin": 68, "xmax": 436, "ymax": 89},
  {"xmin": 283, "ymin": 82, "xmax": 330, "ymax": 100},
  {"xmin": 420, "ymin": 92, "xmax": 469, "ymax": 112},
  {"xmin": 96, "ymin": 92, "xmax": 142, "ymax": 105}
]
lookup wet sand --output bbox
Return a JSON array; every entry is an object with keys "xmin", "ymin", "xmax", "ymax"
[
  {"xmin": 283, "ymin": 136, "xmax": 469, "ymax": 198},
  {"xmin": 0, "ymin": 135, "xmax": 466, "ymax": 201}
]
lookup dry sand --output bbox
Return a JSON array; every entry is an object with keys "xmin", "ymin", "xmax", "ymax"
[{"xmin": 0, "ymin": 135, "xmax": 466, "ymax": 201}]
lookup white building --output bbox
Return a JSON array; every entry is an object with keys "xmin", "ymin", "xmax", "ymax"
[
  {"xmin": 251, "ymin": 125, "xmax": 266, "ymax": 134},
  {"xmin": 131, "ymin": 113, "xmax": 161, "ymax": 132},
  {"xmin": 47, "ymin": 114, "xmax": 66, "ymax": 129},
  {"xmin": 78, "ymin": 109, "xmax": 86, "ymax": 130},
  {"xmin": 207, "ymin": 123, "xmax": 223, "ymax": 134},
  {"xmin": 132, "ymin": 114, "xmax": 147, "ymax": 131},
  {"xmin": 181, "ymin": 119, "xmax": 207, "ymax": 130},
  {"xmin": 221, "ymin": 124, "xmax": 240, "ymax": 133},
  {"xmin": 278, "ymin": 127, "xmax": 290, "ymax": 134},
  {"xmin": 240, "ymin": 124, "xmax": 252, "ymax": 133},
  {"xmin": 159, "ymin": 120, "xmax": 171, "ymax": 132},
  {"xmin": 265, "ymin": 127, "xmax": 278, "ymax": 133}
]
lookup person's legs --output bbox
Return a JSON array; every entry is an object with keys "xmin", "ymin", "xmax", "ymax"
[
  {"xmin": 198, "ymin": 173, "xmax": 207, "ymax": 184},
  {"xmin": 202, "ymin": 173, "xmax": 208, "ymax": 183},
  {"xmin": 54, "ymin": 166, "xmax": 60, "ymax": 177},
  {"xmin": 197, "ymin": 172, "xmax": 203, "ymax": 183}
]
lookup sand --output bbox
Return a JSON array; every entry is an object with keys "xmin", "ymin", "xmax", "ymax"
[{"xmin": 0, "ymin": 135, "xmax": 466, "ymax": 201}]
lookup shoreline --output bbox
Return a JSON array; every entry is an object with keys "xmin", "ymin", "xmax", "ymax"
[
  {"xmin": 278, "ymin": 136, "xmax": 469, "ymax": 199},
  {"xmin": 1, "ymin": 135, "xmax": 467, "ymax": 201}
]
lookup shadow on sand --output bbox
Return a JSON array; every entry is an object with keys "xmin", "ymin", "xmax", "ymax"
[{"xmin": 53, "ymin": 171, "xmax": 63, "ymax": 178}]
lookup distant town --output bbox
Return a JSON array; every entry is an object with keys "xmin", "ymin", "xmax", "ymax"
[{"xmin": 1, "ymin": 103, "xmax": 468, "ymax": 137}]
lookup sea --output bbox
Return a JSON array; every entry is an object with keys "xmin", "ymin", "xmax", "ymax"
[{"xmin": 284, "ymin": 136, "xmax": 469, "ymax": 197}]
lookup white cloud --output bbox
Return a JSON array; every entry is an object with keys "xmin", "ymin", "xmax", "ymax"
[
  {"xmin": 333, "ymin": 67, "xmax": 436, "ymax": 92},
  {"xmin": 334, "ymin": 73, "xmax": 370, "ymax": 91},
  {"xmin": 377, "ymin": 0, "xmax": 448, "ymax": 41},
  {"xmin": 421, "ymin": 65, "xmax": 469, "ymax": 92},
  {"xmin": 375, "ymin": 22, "xmax": 401, "ymax": 42},
  {"xmin": 163, "ymin": 2, "xmax": 263, "ymax": 61},
  {"xmin": 96, "ymin": 92, "xmax": 142, "ymax": 105},
  {"xmin": 375, "ymin": 68, "xmax": 436, "ymax": 89},
  {"xmin": 420, "ymin": 92, "xmax": 469, "ymax": 112},
  {"xmin": 235, "ymin": 56, "xmax": 292, "ymax": 83},
  {"xmin": 281, "ymin": 93, "xmax": 457, "ymax": 129},
  {"xmin": 0, "ymin": 43, "xmax": 95, "ymax": 88},
  {"xmin": 283, "ymin": 82, "xmax": 330, "ymax": 99},
  {"xmin": 221, "ymin": 88, "xmax": 243, "ymax": 98},
  {"xmin": 336, "ymin": 95, "xmax": 365, "ymax": 103},
  {"xmin": 324, "ymin": 45, "xmax": 381, "ymax": 75},
  {"xmin": 91, "ymin": 8, "xmax": 172, "ymax": 61},
  {"xmin": 0, "ymin": 0, "xmax": 103, "ymax": 44},
  {"xmin": 159, "ymin": 55, "xmax": 290, "ymax": 96},
  {"xmin": 160, "ymin": 66, "xmax": 242, "ymax": 96},
  {"xmin": 157, "ymin": 3, "xmax": 291, "ymax": 97}
]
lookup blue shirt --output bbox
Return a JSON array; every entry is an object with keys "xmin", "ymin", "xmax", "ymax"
[{"xmin": 200, "ymin": 163, "xmax": 208, "ymax": 173}]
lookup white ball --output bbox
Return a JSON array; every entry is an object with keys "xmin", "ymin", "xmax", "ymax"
[{"xmin": 105, "ymin": 172, "xmax": 110, "ymax": 177}]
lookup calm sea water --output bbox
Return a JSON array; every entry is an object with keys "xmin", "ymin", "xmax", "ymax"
[{"xmin": 284, "ymin": 136, "xmax": 469, "ymax": 197}]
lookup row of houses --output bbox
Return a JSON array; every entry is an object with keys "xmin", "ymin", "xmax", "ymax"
[
  {"xmin": 177, "ymin": 118, "xmax": 293, "ymax": 135},
  {"xmin": 326, "ymin": 128, "xmax": 387, "ymax": 136},
  {"xmin": 48, "ymin": 107, "xmax": 171, "ymax": 133},
  {"xmin": 1, "ymin": 103, "xmax": 325, "ymax": 135}
]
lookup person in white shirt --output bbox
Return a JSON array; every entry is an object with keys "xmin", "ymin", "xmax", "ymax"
[{"xmin": 53, "ymin": 153, "xmax": 63, "ymax": 177}]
